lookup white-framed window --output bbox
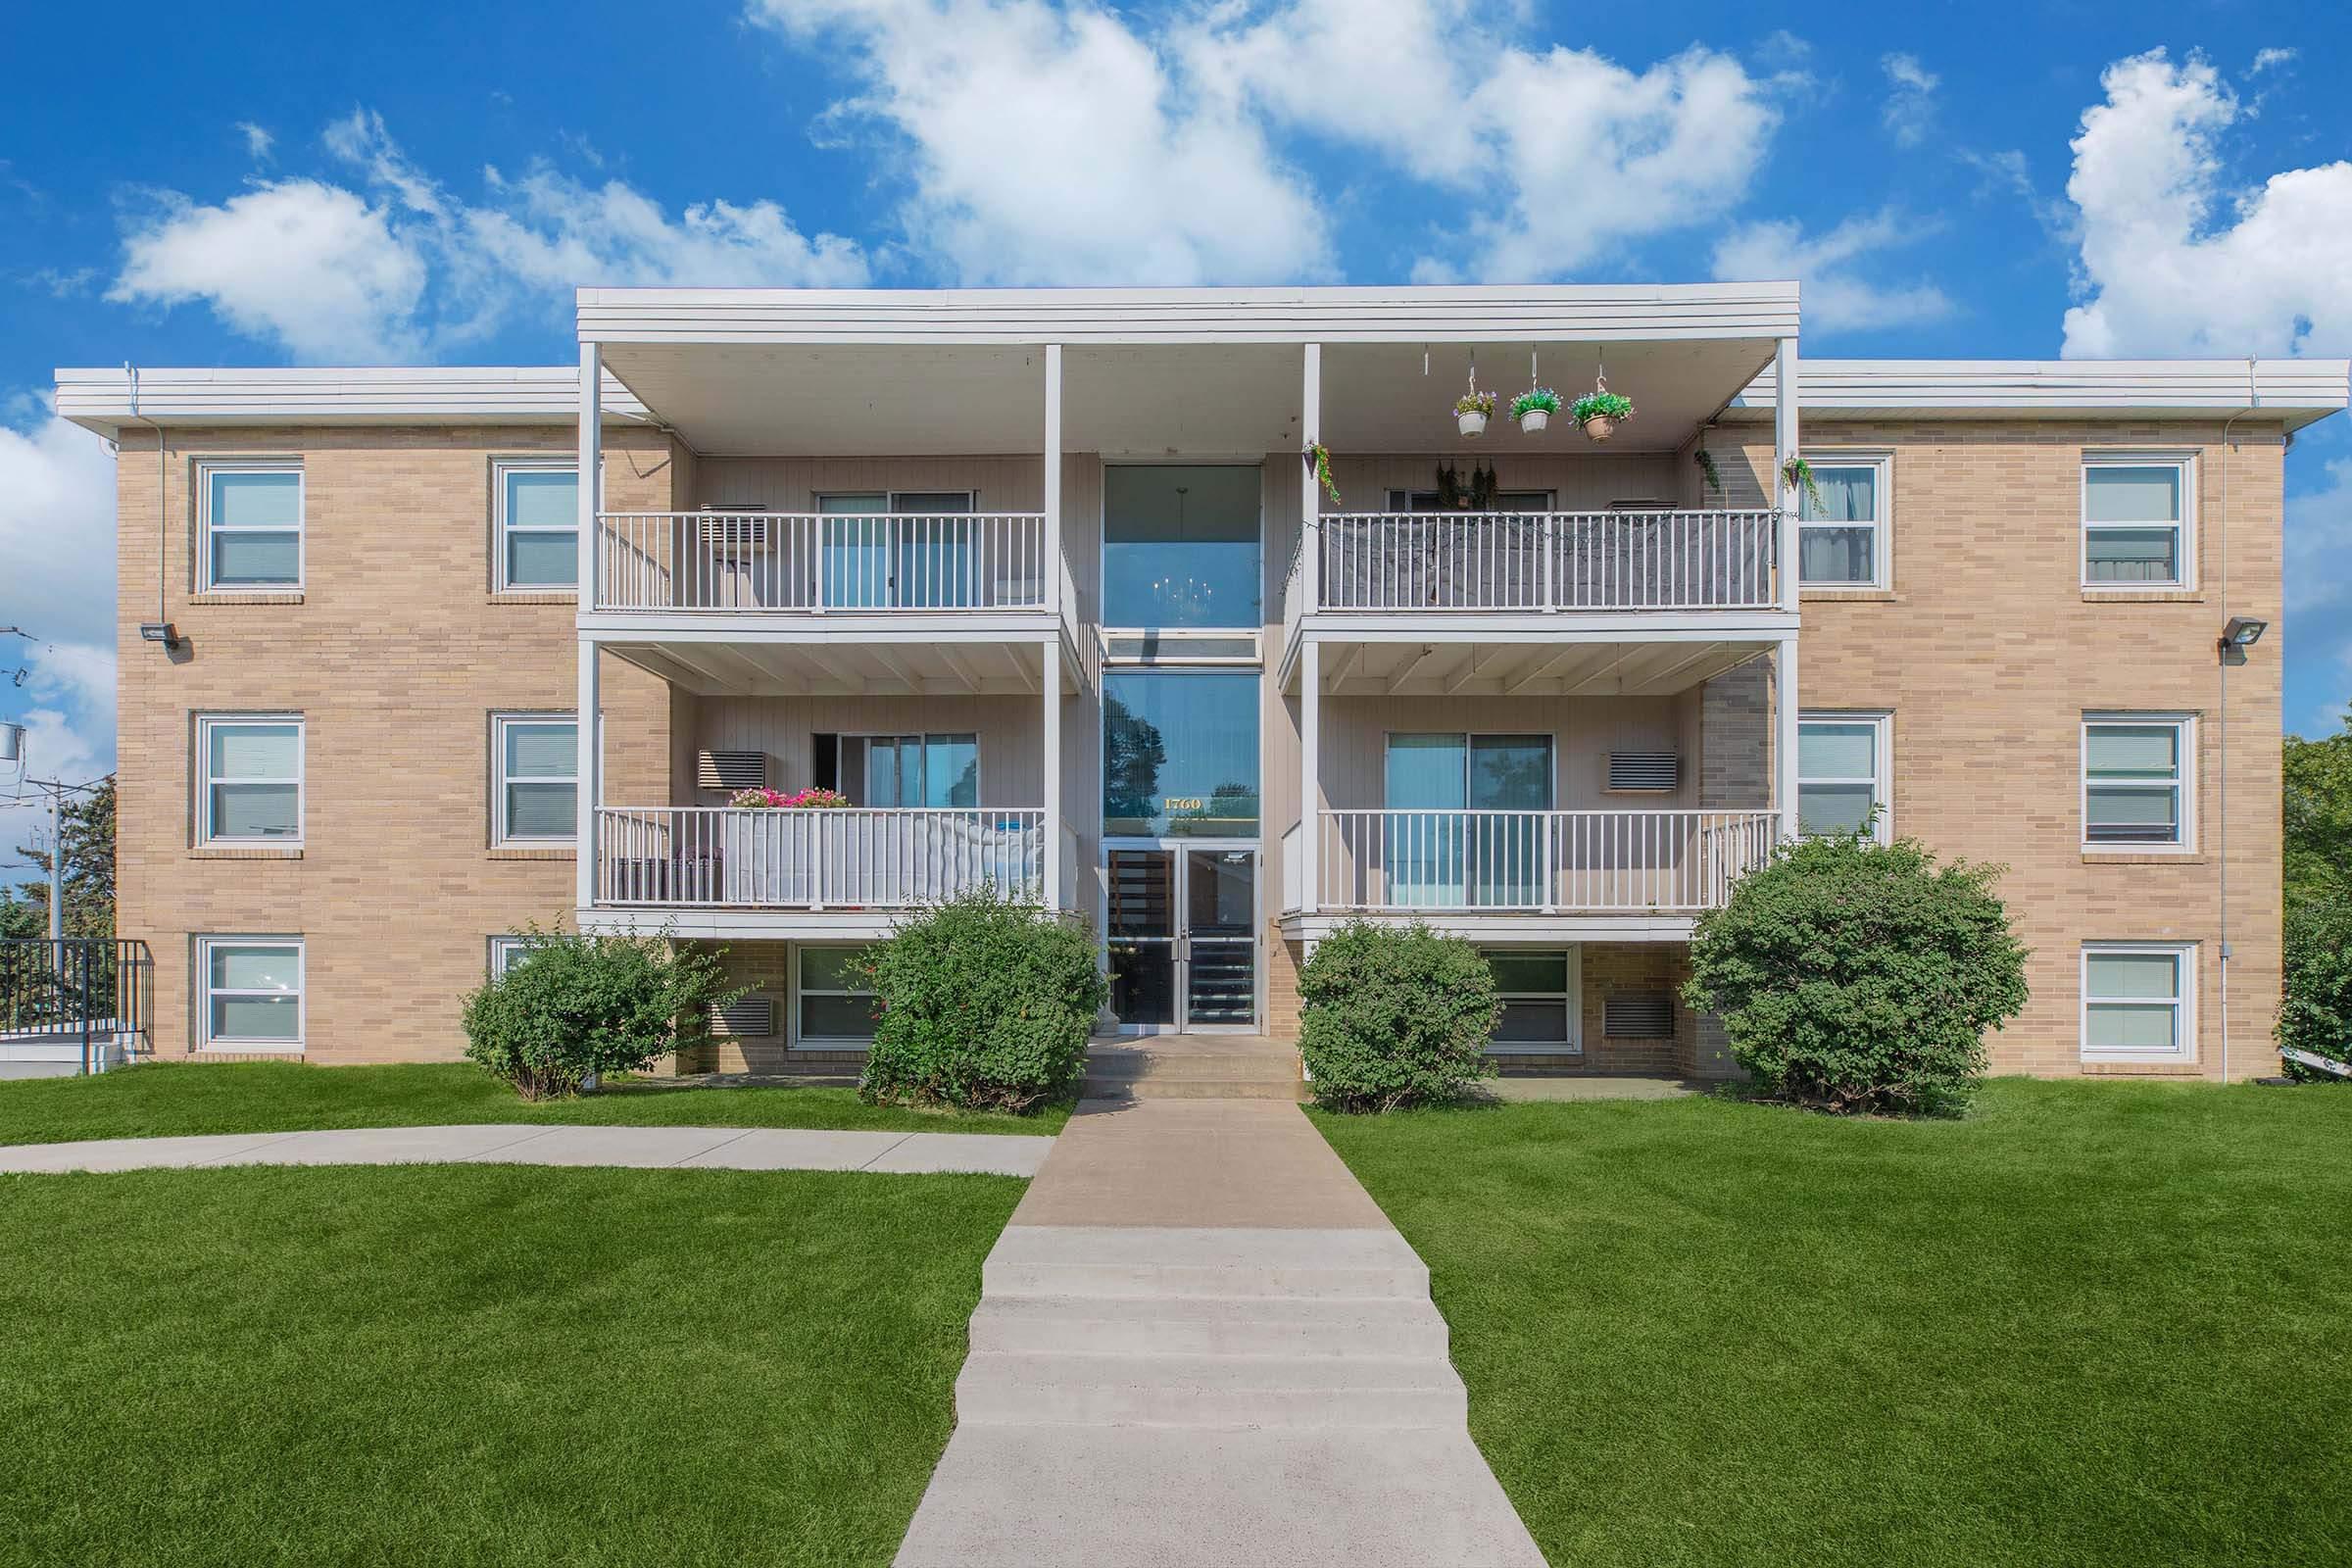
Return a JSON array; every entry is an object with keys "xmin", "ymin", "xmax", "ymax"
[
  {"xmin": 494, "ymin": 459, "xmax": 579, "ymax": 591},
  {"xmin": 198, "ymin": 936, "xmax": 305, "ymax": 1053},
  {"xmin": 2082, "ymin": 455, "xmax": 2192, "ymax": 587},
  {"xmin": 798, "ymin": 947, "xmax": 878, "ymax": 1044},
  {"xmin": 197, "ymin": 714, "xmax": 303, "ymax": 844},
  {"xmin": 489, "ymin": 936, "xmax": 532, "ymax": 976},
  {"xmin": 1482, "ymin": 949, "xmax": 1579, "ymax": 1053},
  {"xmin": 2082, "ymin": 943, "xmax": 2195, "ymax": 1063},
  {"xmin": 198, "ymin": 461, "xmax": 304, "ymax": 590},
  {"xmin": 1797, "ymin": 453, "xmax": 1889, "ymax": 587},
  {"xmin": 492, "ymin": 713, "xmax": 577, "ymax": 844},
  {"xmin": 1798, "ymin": 712, "xmax": 1892, "ymax": 841},
  {"xmin": 2082, "ymin": 714, "xmax": 2192, "ymax": 849}
]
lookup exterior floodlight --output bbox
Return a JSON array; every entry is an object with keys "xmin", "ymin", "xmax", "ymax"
[
  {"xmin": 0, "ymin": 720, "xmax": 22, "ymax": 763},
  {"xmin": 138, "ymin": 621, "xmax": 180, "ymax": 650},
  {"xmin": 2222, "ymin": 616, "xmax": 2267, "ymax": 648}
]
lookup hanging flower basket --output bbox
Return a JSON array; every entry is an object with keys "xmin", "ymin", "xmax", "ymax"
[
  {"xmin": 1569, "ymin": 390, "xmax": 1635, "ymax": 442},
  {"xmin": 1454, "ymin": 390, "xmax": 1495, "ymax": 437},
  {"xmin": 1509, "ymin": 388, "xmax": 1562, "ymax": 434}
]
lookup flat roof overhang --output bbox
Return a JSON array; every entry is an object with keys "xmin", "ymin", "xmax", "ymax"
[
  {"xmin": 1278, "ymin": 618, "xmax": 1790, "ymax": 697},
  {"xmin": 585, "ymin": 616, "xmax": 1084, "ymax": 698}
]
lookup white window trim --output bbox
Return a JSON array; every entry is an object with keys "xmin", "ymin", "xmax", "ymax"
[
  {"xmin": 489, "ymin": 935, "xmax": 531, "ymax": 976},
  {"xmin": 1482, "ymin": 947, "xmax": 1582, "ymax": 1055},
  {"xmin": 196, "ymin": 713, "xmax": 304, "ymax": 847},
  {"xmin": 2081, "ymin": 942, "xmax": 2196, "ymax": 1064},
  {"xmin": 492, "ymin": 711, "xmax": 578, "ymax": 846},
  {"xmin": 795, "ymin": 944, "xmax": 878, "ymax": 1049},
  {"xmin": 1795, "ymin": 450, "xmax": 1891, "ymax": 589},
  {"xmin": 196, "ymin": 459, "xmax": 305, "ymax": 593},
  {"xmin": 1797, "ymin": 711, "xmax": 1893, "ymax": 843},
  {"xmin": 492, "ymin": 457, "xmax": 581, "ymax": 594},
  {"xmin": 196, "ymin": 935, "xmax": 306, "ymax": 1054},
  {"xmin": 2082, "ymin": 452, "xmax": 2195, "ymax": 591},
  {"xmin": 2082, "ymin": 712, "xmax": 2195, "ymax": 853}
]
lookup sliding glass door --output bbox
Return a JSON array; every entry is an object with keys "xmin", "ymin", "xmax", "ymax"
[{"xmin": 1384, "ymin": 734, "xmax": 1553, "ymax": 907}]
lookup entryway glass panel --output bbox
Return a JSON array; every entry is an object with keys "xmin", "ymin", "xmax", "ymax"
[
  {"xmin": 1185, "ymin": 849, "xmax": 1255, "ymax": 1027},
  {"xmin": 1102, "ymin": 669, "xmax": 1260, "ymax": 837},
  {"xmin": 1106, "ymin": 850, "xmax": 1177, "ymax": 1028},
  {"xmin": 1105, "ymin": 846, "xmax": 1259, "ymax": 1031},
  {"xmin": 1102, "ymin": 466, "xmax": 1262, "ymax": 627}
]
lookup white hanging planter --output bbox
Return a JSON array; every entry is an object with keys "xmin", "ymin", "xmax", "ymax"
[
  {"xmin": 1519, "ymin": 408, "xmax": 1550, "ymax": 434},
  {"xmin": 1457, "ymin": 410, "xmax": 1489, "ymax": 437}
]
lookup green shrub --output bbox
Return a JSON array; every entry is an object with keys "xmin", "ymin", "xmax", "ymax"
[
  {"xmin": 1297, "ymin": 919, "xmax": 1500, "ymax": 1112},
  {"xmin": 858, "ymin": 892, "xmax": 1107, "ymax": 1114},
  {"xmin": 1683, "ymin": 835, "xmax": 2028, "ymax": 1115},
  {"xmin": 460, "ymin": 929, "xmax": 738, "ymax": 1100},
  {"xmin": 2278, "ymin": 898, "xmax": 2352, "ymax": 1082}
]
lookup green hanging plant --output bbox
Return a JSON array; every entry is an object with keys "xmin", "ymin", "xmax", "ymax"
[
  {"xmin": 1693, "ymin": 446, "xmax": 1723, "ymax": 497},
  {"xmin": 1781, "ymin": 454, "xmax": 1824, "ymax": 512},
  {"xmin": 1569, "ymin": 390, "xmax": 1636, "ymax": 426},
  {"xmin": 1301, "ymin": 442, "xmax": 1343, "ymax": 510}
]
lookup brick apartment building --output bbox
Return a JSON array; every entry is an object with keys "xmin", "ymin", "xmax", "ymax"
[{"xmin": 55, "ymin": 285, "xmax": 2348, "ymax": 1080}]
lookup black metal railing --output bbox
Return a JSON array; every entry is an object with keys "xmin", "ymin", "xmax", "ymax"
[{"xmin": 0, "ymin": 938, "xmax": 155, "ymax": 1072}]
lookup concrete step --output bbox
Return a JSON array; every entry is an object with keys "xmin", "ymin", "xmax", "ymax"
[
  {"xmin": 1081, "ymin": 1077, "xmax": 1307, "ymax": 1102},
  {"xmin": 954, "ymin": 1348, "xmax": 1467, "ymax": 1430},
  {"xmin": 982, "ymin": 1226, "xmax": 1430, "ymax": 1300},
  {"xmin": 1084, "ymin": 1053, "xmax": 1301, "ymax": 1079},
  {"xmin": 968, "ymin": 1293, "xmax": 1450, "ymax": 1358}
]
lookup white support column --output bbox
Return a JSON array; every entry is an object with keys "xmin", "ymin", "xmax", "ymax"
[
  {"xmin": 1300, "ymin": 638, "xmax": 1320, "ymax": 913},
  {"xmin": 1775, "ymin": 634, "xmax": 1800, "ymax": 845},
  {"xmin": 1773, "ymin": 335, "xmax": 1800, "ymax": 613},
  {"xmin": 574, "ymin": 343, "xmax": 603, "ymax": 911},
  {"xmin": 1301, "ymin": 342, "xmax": 1322, "ymax": 608},
  {"xmin": 1044, "ymin": 344, "xmax": 1063, "ymax": 612},
  {"xmin": 1772, "ymin": 336, "xmax": 1801, "ymax": 844},
  {"xmin": 1042, "ymin": 639, "xmax": 1063, "ymax": 910}
]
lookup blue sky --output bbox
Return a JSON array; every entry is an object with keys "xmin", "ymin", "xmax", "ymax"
[{"xmin": 2, "ymin": 0, "xmax": 2348, "ymax": 855}]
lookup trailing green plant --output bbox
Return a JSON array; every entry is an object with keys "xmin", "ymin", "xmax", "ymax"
[
  {"xmin": 858, "ymin": 889, "xmax": 1107, "ymax": 1114},
  {"xmin": 1454, "ymin": 390, "xmax": 1496, "ymax": 417},
  {"xmin": 1301, "ymin": 441, "xmax": 1344, "ymax": 509},
  {"xmin": 1508, "ymin": 387, "xmax": 1563, "ymax": 421},
  {"xmin": 461, "ymin": 927, "xmax": 740, "ymax": 1100},
  {"xmin": 1297, "ymin": 919, "xmax": 1501, "ymax": 1112},
  {"xmin": 2278, "ymin": 898, "xmax": 2352, "ymax": 1082},
  {"xmin": 1693, "ymin": 445, "xmax": 1723, "ymax": 497},
  {"xmin": 1683, "ymin": 833, "xmax": 2029, "ymax": 1116},
  {"xmin": 1781, "ymin": 454, "xmax": 1825, "ymax": 511},
  {"xmin": 1569, "ymin": 390, "xmax": 1636, "ymax": 425}
]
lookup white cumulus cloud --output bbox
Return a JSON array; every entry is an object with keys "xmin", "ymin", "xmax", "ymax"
[
  {"xmin": 2060, "ymin": 49, "xmax": 2352, "ymax": 358},
  {"xmin": 1711, "ymin": 208, "xmax": 1953, "ymax": 333},
  {"xmin": 1881, "ymin": 52, "xmax": 1939, "ymax": 147},
  {"xmin": 109, "ymin": 109, "xmax": 867, "ymax": 363}
]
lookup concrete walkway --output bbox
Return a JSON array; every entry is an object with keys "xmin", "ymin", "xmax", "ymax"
[
  {"xmin": 895, "ymin": 1098, "xmax": 1544, "ymax": 1567},
  {"xmin": 0, "ymin": 1123, "xmax": 1052, "ymax": 1176}
]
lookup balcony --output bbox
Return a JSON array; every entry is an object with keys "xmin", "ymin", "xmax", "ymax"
[
  {"xmin": 1280, "ymin": 808, "xmax": 1779, "ymax": 935},
  {"xmin": 595, "ymin": 511, "xmax": 1054, "ymax": 614},
  {"xmin": 591, "ymin": 807, "xmax": 1078, "ymax": 935}
]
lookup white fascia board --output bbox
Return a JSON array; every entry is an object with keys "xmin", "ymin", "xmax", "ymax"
[
  {"xmin": 575, "ymin": 282, "xmax": 1802, "ymax": 346},
  {"xmin": 1727, "ymin": 359, "xmax": 2350, "ymax": 429},
  {"xmin": 53, "ymin": 366, "xmax": 651, "ymax": 438}
]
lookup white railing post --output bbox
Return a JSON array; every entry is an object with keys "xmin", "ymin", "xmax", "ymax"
[
  {"xmin": 577, "ymin": 341, "xmax": 601, "ymax": 612},
  {"xmin": 1775, "ymin": 635, "xmax": 1801, "ymax": 846},
  {"xmin": 1301, "ymin": 343, "xmax": 1322, "ymax": 612},
  {"xmin": 1042, "ymin": 638, "xmax": 1062, "ymax": 910},
  {"xmin": 1045, "ymin": 344, "xmax": 1063, "ymax": 615},
  {"xmin": 1775, "ymin": 334, "xmax": 1801, "ymax": 615},
  {"xmin": 1300, "ymin": 638, "xmax": 1321, "ymax": 914}
]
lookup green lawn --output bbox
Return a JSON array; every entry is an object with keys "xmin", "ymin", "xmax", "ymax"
[
  {"xmin": 1314, "ymin": 1078, "xmax": 2352, "ymax": 1568},
  {"xmin": 0, "ymin": 1162, "xmax": 1021, "ymax": 1567},
  {"xmin": 0, "ymin": 1059, "xmax": 1066, "ymax": 1146}
]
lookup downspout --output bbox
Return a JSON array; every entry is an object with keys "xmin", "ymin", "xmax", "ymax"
[
  {"xmin": 125, "ymin": 364, "xmax": 167, "ymax": 631},
  {"xmin": 2214, "ymin": 355, "xmax": 2258, "ymax": 1085}
]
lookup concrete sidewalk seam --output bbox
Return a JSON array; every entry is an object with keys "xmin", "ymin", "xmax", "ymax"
[{"xmin": 855, "ymin": 1132, "xmax": 917, "ymax": 1170}]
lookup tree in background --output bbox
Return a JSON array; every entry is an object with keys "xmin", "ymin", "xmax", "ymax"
[
  {"xmin": 5, "ymin": 777, "xmax": 115, "ymax": 941},
  {"xmin": 2280, "ymin": 710, "xmax": 2352, "ymax": 1079}
]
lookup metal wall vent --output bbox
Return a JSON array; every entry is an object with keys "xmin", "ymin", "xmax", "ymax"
[
  {"xmin": 1604, "ymin": 994, "xmax": 1675, "ymax": 1039},
  {"xmin": 698, "ymin": 750, "xmax": 768, "ymax": 792},
  {"xmin": 697, "ymin": 511, "xmax": 770, "ymax": 549},
  {"xmin": 1607, "ymin": 752, "xmax": 1680, "ymax": 792},
  {"xmin": 710, "ymin": 996, "xmax": 777, "ymax": 1038}
]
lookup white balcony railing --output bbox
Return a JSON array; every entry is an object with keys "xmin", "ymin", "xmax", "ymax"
[
  {"xmin": 1309, "ymin": 808, "xmax": 1779, "ymax": 914},
  {"xmin": 595, "ymin": 512, "xmax": 1050, "ymax": 613},
  {"xmin": 596, "ymin": 808, "xmax": 1045, "ymax": 908},
  {"xmin": 1284, "ymin": 510, "xmax": 1781, "ymax": 622}
]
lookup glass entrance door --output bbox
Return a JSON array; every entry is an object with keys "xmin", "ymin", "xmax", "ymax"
[{"xmin": 1106, "ymin": 846, "xmax": 1259, "ymax": 1032}]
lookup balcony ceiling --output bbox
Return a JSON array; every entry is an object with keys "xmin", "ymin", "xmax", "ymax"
[
  {"xmin": 1306, "ymin": 636, "xmax": 1770, "ymax": 699},
  {"xmin": 602, "ymin": 631, "xmax": 1079, "ymax": 698},
  {"xmin": 601, "ymin": 338, "xmax": 1776, "ymax": 458}
]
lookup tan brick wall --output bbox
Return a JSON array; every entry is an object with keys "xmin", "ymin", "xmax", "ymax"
[
  {"xmin": 115, "ymin": 424, "xmax": 683, "ymax": 1063},
  {"xmin": 1578, "ymin": 943, "xmax": 1688, "ymax": 1075},
  {"xmin": 1720, "ymin": 418, "xmax": 2285, "ymax": 1080}
]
